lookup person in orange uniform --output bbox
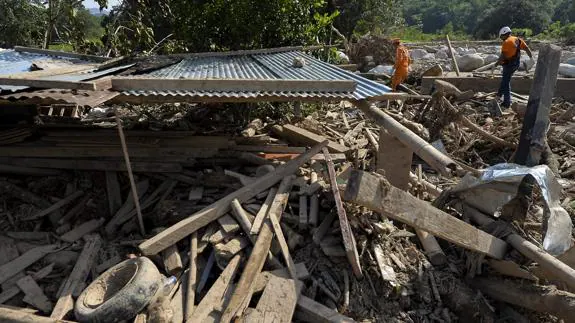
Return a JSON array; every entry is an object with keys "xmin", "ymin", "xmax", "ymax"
[
  {"xmin": 391, "ymin": 38, "xmax": 410, "ymax": 91},
  {"xmin": 493, "ymin": 26, "xmax": 533, "ymax": 109}
]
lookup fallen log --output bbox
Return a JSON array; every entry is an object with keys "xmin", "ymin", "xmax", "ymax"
[
  {"xmin": 470, "ymin": 277, "xmax": 575, "ymax": 323},
  {"xmin": 343, "ymin": 170, "xmax": 507, "ymax": 259}
]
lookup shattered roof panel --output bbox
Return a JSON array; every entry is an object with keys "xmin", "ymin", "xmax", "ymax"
[{"xmin": 124, "ymin": 51, "xmax": 390, "ymax": 101}]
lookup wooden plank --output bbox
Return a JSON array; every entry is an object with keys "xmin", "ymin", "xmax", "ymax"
[
  {"xmin": 322, "ymin": 148, "xmax": 362, "ymax": 278},
  {"xmin": 0, "ymin": 147, "xmax": 217, "ymax": 158},
  {"xmin": 24, "ymin": 191, "xmax": 83, "ymax": 221},
  {"xmin": 51, "ymin": 234, "xmax": 102, "ymax": 320},
  {"xmin": 515, "ymin": 44, "xmax": 561, "ymax": 166},
  {"xmin": 214, "ymin": 237, "xmax": 250, "ymax": 261},
  {"xmin": 446, "ymin": 35, "xmax": 460, "ymax": 76},
  {"xmin": 299, "ymin": 195, "xmax": 308, "ymax": 230},
  {"xmin": 255, "ymin": 275, "xmax": 302, "ymax": 323},
  {"xmin": 0, "ymin": 78, "xmax": 97, "ymax": 91},
  {"xmin": 268, "ymin": 212, "xmax": 297, "ymax": 279},
  {"xmin": 189, "ymin": 255, "xmax": 241, "ymax": 323},
  {"xmin": 230, "ymin": 199, "xmax": 255, "ymax": 236},
  {"xmin": 253, "ymin": 263, "xmax": 310, "ymax": 293},
  {"xmin": 0, "ymin": 306, "xmax": 76, "ymax": 323},
  {"xmin": 218, "ymin": 214, "xmax": 241, "ymax": 234},
  {"xmin": 0, "ymin": 264, "xmax": 53, "ymax": 304},
  {"xmin": 234, "ymin": 145, "xmax": 307, "ymax": 154},
  {"xmin": 139, "ymin": 141, "xmax": 328, "ymax": 255},
  {"xmin": 185, "ymin": 233, "xmax": 198, "ymax": 321},
  {"xmin": 220, "ymin": 176, "xmax": 295, "ymax": 323},
  {"xmin": 308, "ymin": 171, "xmax": 319, "ymax": 226},
  {"xmin": 295, "ymin": 295, "xmax": 356, "ymax": 323},
  {"xmin": 106, "ymin": 171, "xmax": 122, "ymax": 216},
  {"xmin": 343, "ymin": 170, "xmax": 507, "ymax": 258},
  {"xmin": 377, "ymin": 128, "xmax": 412, "ymax": 191},
  {"xmin": 162, "ymin": 244, "xmax": 183, "ymax": 276},
  {"xmin": 14, "ymin": 46, "xmax": 109, "ymax": 63},
  {"xmin": 279, "ymin": 125, "xmax": 348, "ymax": 154},
  {"xmin": 111, "ymin": 77, "xmax": 357, "ymax": 93},
  {"xmin": 0, "ymin": 157, "xmax": 182, "ymax": 173},
  {"xmin": 16, "ymin": 276, "xmax": 53, "ymax": 313},
  {"xmin": 251, "ymin": 188, "xmax": 277, "ymax": 235},
  {"xmin": 0, "ymin": 164, "xmax": 61, "ymax": 176},
  {"xmin": 2, "ymin": 64, "xmax": 97, "ymax": 79},
  {"xmin": 59, "ymin": 218, "xmax": 105, "ymax": 243},
  {"xmin": 0, "ymin": 245, "xmax": 57, "ymax": 285}
]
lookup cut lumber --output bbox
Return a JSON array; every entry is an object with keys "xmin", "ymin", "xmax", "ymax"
[
  {"xmin": 295, "ymin": 295, "xmax": 356, "ymax": 323},
  {"xmin": 373, "ymin": 244, "xmax": 397, "ymax": 286},
  {"xmin": 189, "ymin": 255, "xmax": 241, "ymax": 323},
  {"xmin": 24, "ymin": 191, "xmax": 84, "ymax": 221},
  {"xmin": 214, "ymin": 237, "xmax": 250, "ymax": 261},
  {"xmin": 185, "ymin": 233, "xmax": 198, "ymax": 321},
  {"xmin": 416, "ymin": 230, "xmax": 447, "ymax": 266},
  {"xmin": 105, "ymin": 180, "xmax": 149, "ymax": 235},
  {"xmin": 197, "ymin": 251, "xmax": 216, "ymax": 296},
  {"xmin": 268, "ymin": 212, "xmax": 298, "ymax": 279},
  {"xmin": 343, "ymin": 170, "xmax": 507, "ymax": 259},
  {"xmin": 0, "ymin": 157, "xmax": 183, "ymax": 173},
  {"xmin": 470, "ymin": 277, "xmax": 575, "ymax": 323},
  {"xmin": 377, "ymin": 127, "xmax": 412, "ymax": 191},
  {"xmin": 446, "ymin": 35, "xmax": 460, "ymax": 76},
  {"xmin": 0, "ymin": 164, "xmax": 61, "ymax": 176},
  {"xmin": 323, "ymin": 148, "xmax": 362, "ymax": 278},
  {"xmin": 309, "ymin": 172, "xmax": 319, "ymax": 226},
  {"xmin": 0, "ymin": 306, "xmax": 76, "ymax": 323},
  {"xmin": 253, "ymin": 263, "xmax": 310, "ymax": 293},
  {"xmin": 354, "ymin": 100, "xmax": 457, "ymax": 176},
  {"xmin": 112, "ymin": 77, "xmax": 357, "ymax": 93},
  {"xmin": 106, "ymin": 171, "xmax": 122, "ymax": 216},
  {"xmin": 0, "ymin": 264, "xmax": 54, "ymax": 304},
  {"xmin": 230, "ymin": 199, "xmax": 255, "ymax": 236},
  {"xmin": 255, "ymin": 275, "xmax": 303, "ymax": 323},
  {"xmin": 0, "ymin": 245, "xmax": 57, "ymax": 285},
  {"xmin": 162, "ymin": 244, "xmax": 183, "ymax": 276},
  {"xmin": 0, "ymin": 77, "xmax": 98, "ymax": 91},
  {"xmin": 51, "ymin": 234, "xmax": 102, "ymax": 320},
  {"xmin": 59, "ymin": 218, "xmax": 105, "ymax": 243},
  {"xmin": 220, "ymin": 176, "xmax": 295, "ymax": 323},
  {"xmin": 218, "ymin": 214, "xmax": 241, "ymax": 233},
  {"xmin": 139, "ymin": 141, "xmax": 328, "ymax": 255},
  {"xmin": 16, "ymin": 276, "xmax": 52, "ymax": 313},
  {"xmin": 299, "ymin": 195, "xmax": 308, "ymax": 230},
  {"xmin": 251, "ymin": 188, "xmax": 277, "ymax": 235},
  {"xmin": 463, "ymin": 204, "xmax": 575, "ymax": 291},
  {"xmin": 277, "ymin": 125, "xmax": 348, "ymax": 153},
  {"xmin": 313, "ymin": 211, "xmax": 336, "ymax": 245}
]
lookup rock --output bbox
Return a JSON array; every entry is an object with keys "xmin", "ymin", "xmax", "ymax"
[
  {"xmin": 456, "ymin": 54, "xmax": 485, "ymax": 72},
  {"xmin": 436, "ymin": 50, "xmax": 449, "ymax": 60},
  {"xmin": 559, "ymin": 64, "xmax": 575, "ymax": 78},
  {"xmin": 423, "ymin": 45, "xmax": 437, "ymax": 53},
  {"xmin": 567, "ymin": 57, "xmax": 575, "ymax": 65},
  {"xmin": 422, "ymin": 64, "xmax": 443, "ymax": 77},
  {"xmin": 410, "ymin": 49, "xmax": 429, "ymax": 60},
  {"xmin": 518, "ymin": 56, "xmax": 535, "ymax": 71},
  {"xmin": 292, "ymin": 57, "xmax": 306, "ymax": 68},
  {"xmin": 422, "ymin": 53, "xmax": 436, "ymax": 60},
  {"xmin": 484, "ymin": 54, "xmax": 499, "ymax": 64},
  {"xmin": 368, "ymin": 65, "xmax": 394, "ymax": 75},
  {"xmin": 335, "ymin": 51, "xmax": 349, "ymax": 64}
]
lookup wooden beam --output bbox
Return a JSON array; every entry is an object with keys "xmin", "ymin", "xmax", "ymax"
[
  {"xmin": 24, "ymin": 191, "xmax": 84, "ymax": 221},
  {"xmin": 188, "ymin": 255, "xmax": 241, "ymax": 323},
  {"xmin": 0, "ymin": 147, "xmax": 218, "ymax": 159},
  {"xmin": 514, "ymin": 44, "xmax": 562, "ymax": 166},
  {"xmin": 295, "ymin": 296, "xmax": 356, "ymax": 323},
  {"xmin": 59, "ymin": 218, "xmax": 105, "ymax": 243},
  {"xmin": 0, "ymin": 264, "xmax": 54, "ymax": 304},
  {"xmin": 322, "ymin": 148, "xmax": 362, "ymax": 278},
  {"xmin": 343, "ymin": 170, "xmax": 507, "ymax": 259},
  {"xmin": 16, "ymin": 276, "xmax": 53, "ymax": 313},
  {"xmin": 112, "ymin": 77, "xmax": 357, "ymax": 93},
  {"xmin": 162, "ymin": 244, "xmax": 183, "ymax": 276},
  {"xmin": 14, "ymin": 46, "xmax": 109, "ymax": 63},
  {"xmin": 255, "ymin": 275, "xmax": 302, "ymax": 323},
  {"xmin": 0, "ymin": 78, "xmax": 97, "ymax": 91},
  {"xmin": 220, "ymin": 176, "xmax": 295, "ymax": 323},
  {"xmin": 51, "ymin": 234, "xmax": 102, "ymax": 320},
  {"xmin": 253, "ymin": 263, "xmax": 310, "ymax": 293},
  {"xmin": 185, "ymin": 233, "xmax": 198, "ymax": 321},
  {"xmin": 138, "ymin": 141, "xmax": 328, "ymax": 255},
  {"xmin": 3, "ymin": 64, "xmax": 97, "ymax": 79},
  {"xmin": 0, "ymin": 245, "xmax": 57, "ymax": 285},
  {"xmin": 0, "ymin": 158, "xmax": 182, "ymax": 173},
  {"xmin": 275, "ymin": 125, "xmax": 349, "ymax": 154},
  {"xmin": 268, "ymin": 212, "xmax": 298, "ymax": 279},
  {"xmin": 446, "ymin": 35, "xmax": 460, "ymax": 76},
  {"xmin": 251, "ymin": 188, "xmax": 277, "ymax": 234},
  {"xmin": 353, "ymin": 100, "xmax": 457, "ymax": 176}
]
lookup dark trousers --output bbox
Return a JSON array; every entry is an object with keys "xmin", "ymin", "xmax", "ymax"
[{"xmin": 498, "ymin": 63, "xmax": 519, "ymax": 108}]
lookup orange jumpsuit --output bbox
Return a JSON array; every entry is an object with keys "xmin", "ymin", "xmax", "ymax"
[{"xmin": 392, "ymin": 45, "xmax": 410, "ymax": 91}]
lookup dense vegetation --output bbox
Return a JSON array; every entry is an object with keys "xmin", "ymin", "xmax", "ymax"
[{"xmin": 1, "ymin": 0, "xmax": 575, "ymax": 55}]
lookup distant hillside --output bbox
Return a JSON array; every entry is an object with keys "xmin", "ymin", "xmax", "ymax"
[{"xmin": 88, "ymin": 7, "xmax": 109, "ymax": 16}]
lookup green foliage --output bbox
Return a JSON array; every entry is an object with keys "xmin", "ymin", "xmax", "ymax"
[
  {"xmin": 332, "ymin": 0, "xmax": 403, "ymax": 39},
  {"xmin": 474, "ymin": 0, "xmax": 554, "ymax": 38},
  {"xmin": 0, "ymin": 0, "xmax": 46, "ymax": 47},
  {"xmin": 536, "ymin": 21, "xmax": 575, "ymax": 44},
  {"xmin": 512, "ymin": 28, "xmax": 534, "ymax": 38}
]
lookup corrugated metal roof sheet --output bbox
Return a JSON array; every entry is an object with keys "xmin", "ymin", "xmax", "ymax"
[
  {"xmin": 123, "ymin": 51, "xmax": 390, "ymax": 100},
  {"xmin": 0, "ymin": 89, "xmax": 119, "ymax": 107}
]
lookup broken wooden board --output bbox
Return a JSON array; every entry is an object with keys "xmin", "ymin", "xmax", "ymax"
[
  {"xmin": 162, "ymin": 244, "xmax": 183, "ymax": 276},
  {"xmin": 51, "ymin": 235, "xmax": 102, "ymax": 320},
  {"xmin": 0, "ymin": 264, "xmax": 54, "ymax": 304},
  {"xmin": 253, "ymin": 263, "xmax": 311, "ymax": 293},
  {"xmin": 0, "ymin": 77, "xmax": 99, "ymax": 91},
  {"xmin": 255, "ymin": 275, "xmax": 303, "ymax": 323},
  {"xmin": 106, "ymin": 171, "xmax": 122, "ymax": 216},
  {"xmin": 189, "ymin": 255, "xmax": 241, "ymax": 323},
  {"xmin": 16, "ymin": 276, "xmax": 53, "ymax": 313},
  {"xmin": 0, "ymin": 245, "xmax": 57, "ymax": 285},
  {"xmin": 323, "ymin": 148, "xmax": 362, "ymax": 278},
  {"xmin": 295, "ymin": 295, "xmax": 356, "ymax": 323},
  {"xmin": 139, "ymin": 141, "xmax": 328, "ymax": 255},
  {"xmin": 218, "ymin": 214, "xmax": 241, "ymax": 234},
  {"xmin": 377, "ymin": 128, "xmax": 412, "ymax": 191},
  {"xmin": 185, "ymin": 233, "xmax": 198, "ymax": 321},
  {"xmin": 24, "ymin": 191, "xmax": 84, "ymax": 221},
  {"xmin": 59, "ymin": 218, "xmax": 105, "ymax": 243},
  {"xmin": 268, "ymin": 212, "xmax": 298, "ymax": 279},
  {"xmin": 344, "ymin": 170, "xmax": 508, "ymax": 259},
  {"xmin": 251, "ymin": 188, "xmax": 277, "ymax": 235},
  {"xmin": 277, "ymin": 125, "xmax": 348, "ymax": 154}
]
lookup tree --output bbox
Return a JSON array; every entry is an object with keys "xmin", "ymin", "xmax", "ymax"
[
  {"xmin": 0, "ymin": 0, "xmax": 46, "ymax": 48},
  {"xmin": 332, "ymin": 0, "xmax": 403, "ymax": 39}
]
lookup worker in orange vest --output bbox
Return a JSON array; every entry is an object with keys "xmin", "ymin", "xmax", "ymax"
[
  {"xmin": 391, "ymin": 39, "xmax": 410, "ymax": 91},
  {"xmin": 492, "ymin": 26, "xmax": 533, "ymax": 109}
]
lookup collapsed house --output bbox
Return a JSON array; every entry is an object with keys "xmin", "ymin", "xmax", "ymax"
[{"xmin": 0, "ymin": 44, "xmax": 574, "ymax": 323}]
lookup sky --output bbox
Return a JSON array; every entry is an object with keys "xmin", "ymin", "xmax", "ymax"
[{"xmin": 83, "ymin": 0, "xmax": 121, "ymax": 9}]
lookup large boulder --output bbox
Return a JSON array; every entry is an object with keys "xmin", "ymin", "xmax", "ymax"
[
  {"xmin": 484, "ymin": 54, "xmax": 499, "ymax": 64},
  {"xmin": 456, "ymin": 54, "xmax": 485, "ymax": 72},
  {"xmin": 422, "ymin": 53, "xmax": 436, "ymax": 60},
  {"xmin": 368, "ymin": 65, "xmax": 394, "ymax": 75},
  {"xmin": 559, "ymin": 64, "xmax": 575, "ymax": 78},
  {"xmin": 436, "ymin": 50, "xmax": 449, "ymax": 60},
  {"xmin": 422, "ymin": 64, "xmax": 443, "ymax": 77},
  {"xmin": 410, "ymin": 48, "xmax": 429, "ymax": 60}
]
